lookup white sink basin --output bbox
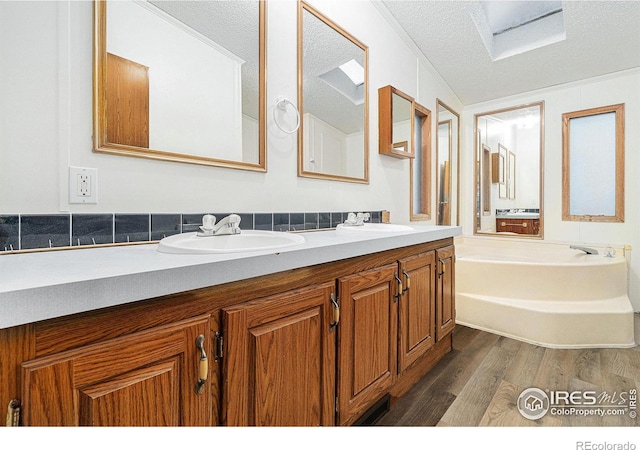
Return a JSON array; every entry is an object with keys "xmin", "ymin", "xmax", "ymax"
[
  {"xmin": 157, "ymin": 230, "xmax": 306, "ymax": 254},
  {"xmin": 336, "ymin": 223, "xmax": 413, "ymax": 233}
]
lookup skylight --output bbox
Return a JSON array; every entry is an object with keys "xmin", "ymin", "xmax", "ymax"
[
  {"xmin": 470, "ymin": 1, "xmax": 566, "ymax": 61},
  {"xmin": 318, "ymin": 59, "xmax": 365, "ymax": 105},
  {"xmin": 338, "ymin": 59, "xmax": 365, "ymax": 86}
]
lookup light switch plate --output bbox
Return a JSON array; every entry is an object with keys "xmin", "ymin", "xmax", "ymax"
[{"xmin": 69, "ymin": 166, "xmax": 98, "ymax": 204}]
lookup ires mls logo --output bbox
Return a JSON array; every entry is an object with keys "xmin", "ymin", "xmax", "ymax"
[
  {"xmin": 518, "ymin": 387, "xmax": 638, "ymax": 420},
  {"xmin": 518, "ymin": 388, "xmax": 550, "ymax": 420}
]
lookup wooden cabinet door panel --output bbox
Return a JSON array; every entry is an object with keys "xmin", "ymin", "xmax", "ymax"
[
  {"xmin": 337, "ymin": 264, "xmax": 398, "ymax": 425},
  {"xmin": 223, "ymin": 283, "xmax": 335, "ymax": 426},
  {"xmin": 22, "ymin": 316, "xmax": 210, "ymax": 426},
  {"xmin": 398, "ymin": 252, "xmax": 436, "ymax": 373},
  {"xmin": 78, "ymin": 359, "xmax": 179, "ymax": 426},
  {"xmin": 436, "ymin": 246, "xmax": 455, "ymax": 340}
]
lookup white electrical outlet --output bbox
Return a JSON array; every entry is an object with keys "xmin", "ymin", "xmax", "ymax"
[{"xmin": 69, "ymin": 166, "xmax": 98, "ymax": 204}]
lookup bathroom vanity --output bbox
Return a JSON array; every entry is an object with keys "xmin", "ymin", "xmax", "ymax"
[
  {"xmin": 0, "ymin": 225, "xmax": 459, "ymax": 426},
  {"xmin": 495, "ymin": 211, "xmax": 540, "ymax": 235}
]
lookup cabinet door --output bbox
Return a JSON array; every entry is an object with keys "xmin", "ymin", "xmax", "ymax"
[
  {"xmin": 21, "ymin": 316, "xmax": 211, "ymax": 426},
  {"xmin": 436, "ymin": 246, "xmax": 456, "ymax": 340},
  {"xmin": 222, "ymin": 283, "xmax": 336, "ymax": 426},
  {"xmin": 337, "ymin": 264, "xmax": 398, "ymax": 425},
  {"xmin": 398, "ymin": 251, "xmax": 436, "ymax": 373}
]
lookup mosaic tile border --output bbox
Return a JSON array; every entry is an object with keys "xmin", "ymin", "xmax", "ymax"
[{"xmin": 0, "ymin": 211, "xmax": 383, "ymax": 253}]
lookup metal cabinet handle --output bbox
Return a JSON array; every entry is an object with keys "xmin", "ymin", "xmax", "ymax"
[
  {"xmin": 402, "ymin": 269, "xmax": 410, "ymax": 293},
  {"xmin": 195, "ymin": 334, "xmax": 208, "ymax": 395},
  {"xmin": 6, "ymin": 399, "xmax": 20, "ymax": 427},
  {"xmin": 438, "ymin": 258, "xmax": 446, "ymax": 278},
  {"xmin": 329, "ymin": 293, "xmax": 340, "ymax": 330},
  {"xmin": 394, "ymin": 273, "xmax": 403, "ymax": 302}
]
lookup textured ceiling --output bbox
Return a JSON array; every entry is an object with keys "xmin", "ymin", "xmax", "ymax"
[
  {"xmin": 379, "ymin": 0, "xmax": 640, "ymax": 105},
  {"xmin": 302, "ymin": 6, "xmax": 366, "ymax": 135}
]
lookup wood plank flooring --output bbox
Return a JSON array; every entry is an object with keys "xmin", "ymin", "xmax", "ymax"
[{"xmin": 377, "ymin": 324, "xmax": 640, "ymax": 427}]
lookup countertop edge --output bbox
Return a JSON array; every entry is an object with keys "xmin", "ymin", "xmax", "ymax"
[{"xmin": 0, "ymin": 226, "xmax": 461, "ymax": 329}]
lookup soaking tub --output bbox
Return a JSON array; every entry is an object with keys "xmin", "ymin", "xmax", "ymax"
[{"xmin": 455, "ymin": 236, "xmax": 635, "ymax": 348}]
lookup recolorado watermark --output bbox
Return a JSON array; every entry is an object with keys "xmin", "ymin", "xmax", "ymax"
[
  {"xmin": 576, "ymin": 442, "xmax": 636, "ymax": 450},
  {"xmin": 517, "ymin": 387, "xmax": 637, "ymax": 420}
]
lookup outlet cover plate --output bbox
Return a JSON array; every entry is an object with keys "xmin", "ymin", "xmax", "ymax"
[{"xmin": 69, "ymin": 166, "xmax": 98, "ymax": 204}]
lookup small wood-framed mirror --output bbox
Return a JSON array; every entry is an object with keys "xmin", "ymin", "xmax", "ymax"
[
  {"xmin": 379, "ymin": 85, "xmax": 415, "ymax": 159},
  {"xmin": 298, "ymin": 1, "xmax": 369, "ymax": 183},
  {"xmin": 93, "ymin": 0, "xmax": 266, "ymax": 171},
  {"xmin": 508, "ymin": 151, "xmax": 516, "ymax": 200},
  {"xmin": 410, "ymin": 102, "xmax": 431, "ymax": 220},
  {"xmin": 497, "ymin": 144, "xmax": 508, "ymax": 199},
  {"xmin": 481, "ymin": 144, "xmax": 491, "ymax": 215}
]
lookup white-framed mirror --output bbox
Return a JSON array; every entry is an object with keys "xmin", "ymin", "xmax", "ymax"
[
  {"xmin": 93, "ymin": 0, "xmax": 266, "ymax": 171},
  {"xmin": 298, "ymin": 1, "xmax": 369, "ymax": 183},
  {"xmin": 474, "ymin": 101, "xmax": 544, "ymax": 237}
]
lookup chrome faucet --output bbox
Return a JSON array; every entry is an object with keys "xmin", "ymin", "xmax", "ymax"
[
  {"xmin": 343, "ymin": 212, "xmax": 370, "ymax": 226},
  {"xmin": 197, "ymin": 214, "xmax": 241, "ymax": 236},
  {"xmin": 570, "ymin": 245, "xmax": 599, "ymax": 255}
]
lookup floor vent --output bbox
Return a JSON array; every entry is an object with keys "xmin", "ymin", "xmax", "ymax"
[{"xmin": 352, "ymin": 394, "xmax": 390, "ymax": 426}]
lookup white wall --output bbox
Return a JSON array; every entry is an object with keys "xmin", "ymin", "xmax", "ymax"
[
  {"xmin": 107, "ymin": 1, "xmax": 244, "ymax": 159},
  {"xmin": 461, "ymin": 68, "xmax": 640, "ymax": 310},
  {"xmin": 0, "ymin": 0, "xmax": 459, "ymax": 224}
]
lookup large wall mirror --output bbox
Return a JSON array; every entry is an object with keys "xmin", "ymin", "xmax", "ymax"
[
  {"xmin": 93, "ymin": 0, "xmax": 266, "ymax": 171},
  {"xmin": 298, "ymin": 1, "xmax": 369, "ymax": 183},
  {"xmin": 474, "ymin": 101, "xmax": 544, "ymax": 237},
  {"xmin": 436, "ymin": 100, "xmax": 460, "ymax": 226}
]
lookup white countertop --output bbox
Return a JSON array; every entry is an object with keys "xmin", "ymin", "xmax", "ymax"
[
  {"xmin": 495, "ymin": 213, "xmax": 540, "ymax": 220},
  {"xmin": 0, "ymin": 224, "xmax": 460, "ymax": 329}
]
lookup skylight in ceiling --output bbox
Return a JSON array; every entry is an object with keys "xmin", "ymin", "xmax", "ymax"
[
  {"xmin": 319, "ymin": 59, "xmax": 365, "ymax": 105},
  {"xmin": 339, "ymin": 59, "xmax": 365, "ymax": 86},
  {"xmin": 470, "ymin": 0, "xmax": 566, "ymax": 61}
]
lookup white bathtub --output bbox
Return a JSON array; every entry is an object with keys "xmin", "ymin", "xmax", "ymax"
[{"xmin": 455, "ymin": 236, "xmax": 635, "ymax": 348}]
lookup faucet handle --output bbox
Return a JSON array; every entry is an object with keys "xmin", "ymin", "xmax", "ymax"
[{"xmin": 201, "ymin": 214, "xmax": 216, "ymax": 231}]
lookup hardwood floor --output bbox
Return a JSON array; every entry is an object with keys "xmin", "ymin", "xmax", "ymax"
[{"xmin": 377, "ymin": 324, "xmax": 640, "ymax": 427}]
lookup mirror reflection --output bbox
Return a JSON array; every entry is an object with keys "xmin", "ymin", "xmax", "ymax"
[
  {"xmin": 94, "ymin": 0, "xmax": 266, "ymax": 170},
  {"xmin": 392, "ymin": 92, "xmax": 412, "ymax": 153},
  {"xmin": 475, "ymin": 102, "xmax": 544, "ymax": 237},
  {"xmin": 410, "ymin": 102, "xmax": 431, "ymax": 220},
  {"xmin": 436, "ymin": 100, "xmax": 460, "ymax": 226},
  {"xmin": 298, "ymin": 2, "xmax": 368, "ymax": 183}
]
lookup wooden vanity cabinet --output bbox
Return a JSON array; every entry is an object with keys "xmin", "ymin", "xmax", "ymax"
[
  {"xmin": 397, "ymin": 252, "xmax": 436, "ymax": 373},
  {"xmin": 496, "ymin": 217, "xmax": 540, "ymax": 235},
  {"xmin": 20, "ymin": 316, "xmax": 211, "ymax": 426},
  {"xmin": 336, "ymin": 248, "xmax": 455, "ymax": 426},
  {"xmin": 3, "ymin": 238, "xmax": 456, "ymax": 428},
  {"xmin": 221, "ymin": 283, "xmax": 336, "ymax": 426},
  {"xmin": 436, "ymin": 246, "xmax": 455, "ymax": 341},
  {"xmin": 336, "ymin": 264, "xmax": 399, "ymax": 425}
]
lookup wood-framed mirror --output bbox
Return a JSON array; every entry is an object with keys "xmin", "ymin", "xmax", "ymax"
[
  {"xmin": 379, "ymin": 85, "xmax": 414, "ymax": 159},
  {"xmin": 474, "ymin": 101, "xmax": 544, "ymax": 237},
  {"xmin": 93, "ymin": 0, "xmax": 266, "ymax": 171},
  {"xmin": 410, "ymin": 102, "xmax": 431, "ymax": 220},
  {"xmin": 436, "ymin": 100, "xmax": 460, "ymax": 226},
  {"xmin": 298, "ymin": 1, "xmax": 369, "ymax": 183}
]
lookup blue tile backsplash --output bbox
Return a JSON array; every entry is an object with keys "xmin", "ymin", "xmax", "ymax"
[{"xmin": 0, "ymin": 210, "xmax": 384, "ymax": 253}]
